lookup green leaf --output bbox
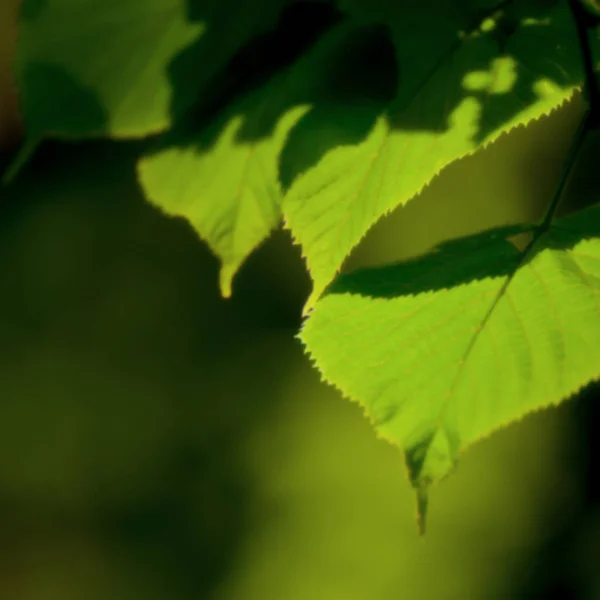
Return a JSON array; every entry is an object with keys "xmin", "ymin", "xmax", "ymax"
[
  {"xmin": 15, "ymin": 0, "xmax": 288, "ymax": 140},
  {"xmin": 284, "ymin": 0, "xmax": 599, "ymax": 311},
  {"xmin": 138, "ymin": 21, "xmax": 393, "ymax": 297},
  {"xmin": 300, "ymin": 204, "xmax": 600, "ymax": 528},
  {"xmin": 137, "ymin": 93, "xmax": 310, "ymax": 297}
]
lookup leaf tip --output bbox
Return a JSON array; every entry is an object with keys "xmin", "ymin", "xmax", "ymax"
[
  {"xmin": 301, "ymin": 297, "xmax": 316, "ymax": 317},
  {"xmin": 415, "ymin": 484, "xmax": 429, "ymax": 536},
  {"xmin": 219, "ymin": 264, "xmax": 235, "ymax": 299},
  {"xmin": 302, "ymin": 283, "xmax": 327, "ymax": 316}
]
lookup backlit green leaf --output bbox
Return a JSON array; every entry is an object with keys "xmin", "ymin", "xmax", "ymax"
[{"xmin": 300, "ymin": 204, "xmax": 600, "ymax": 528}]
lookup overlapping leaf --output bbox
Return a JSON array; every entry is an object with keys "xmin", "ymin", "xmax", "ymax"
[
  {"xmin": 301, "ymin": 203, "xmax": 600, "ymax": 526},
  {"xmin": 284, "ymin": 0, "xmax": 600, "ymax": 310},
  {"xmin": 15, "ymin": 0, "xmax": 289, "ymax": 139},
  {"xmin": 137, "ymin": 22, "xmax": 396, "ymax": 296}
]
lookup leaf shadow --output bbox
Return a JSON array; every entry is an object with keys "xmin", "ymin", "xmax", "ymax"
[
  {"xmin": 320, "ymin": 204, "xmax": 600, "ymax": 301},
  {"xmin": 167, "ymin": 0, "xmax": 339, "ymax": 132},
  {"xmin": 154, "ymin": 0, "xmax": 580, "ymax": 195}
]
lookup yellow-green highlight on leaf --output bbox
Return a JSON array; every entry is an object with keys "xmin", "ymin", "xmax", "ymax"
[
  {"xmin": 283, "ymin": 0, "xmax": 600, "ymax": 312},
  {"xmin": 300, "ymin": 206, "xmax": 600, "ymax": 528},
  {"xmin": 15, "ymin": 0, "xmax": 289, "ymax": 139}
]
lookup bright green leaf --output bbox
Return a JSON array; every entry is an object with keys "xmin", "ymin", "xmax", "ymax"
[
  {"xmin": 300, "ymin": 204, "xmax": 600, "ymax": 528},
  {"xmin": 15, "ymin": 0, "xmax": 288, "ymax": 139},
  {"xmin": 284, "ymin": 0, "xmax": 600, "ymax": 311}
]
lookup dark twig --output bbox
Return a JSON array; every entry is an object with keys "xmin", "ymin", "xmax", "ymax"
[{"xmin": 569, "ymin": 0, "xmax": 600, "ymax": 127}]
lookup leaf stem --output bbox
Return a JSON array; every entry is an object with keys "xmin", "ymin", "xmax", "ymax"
[
  {"xmin": 536, "ymin": 109, "xmax": 591, "ymax": 233},
  {"xmin": 524, "ymin": 0, "xmax": 599, "ymax": 238}
]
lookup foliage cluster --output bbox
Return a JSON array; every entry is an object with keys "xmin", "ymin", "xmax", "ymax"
[{"xmin": 5, "ymin": 0, "xmax": 600, "ymax": 531}]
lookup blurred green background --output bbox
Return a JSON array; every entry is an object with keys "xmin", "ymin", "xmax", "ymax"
[{"xmin": 1, "ymin": 2, "xmax": 600, "ymax": 598}]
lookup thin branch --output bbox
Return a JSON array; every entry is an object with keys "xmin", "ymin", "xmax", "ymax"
[{"xmin": 569, "ymin": 0, "xmax": 600, "ymax": 127}]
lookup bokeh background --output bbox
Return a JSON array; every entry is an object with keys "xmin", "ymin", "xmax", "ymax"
[{"xmin": 1, "ymin": 2, "xmax": 600, "ymax": 598}]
